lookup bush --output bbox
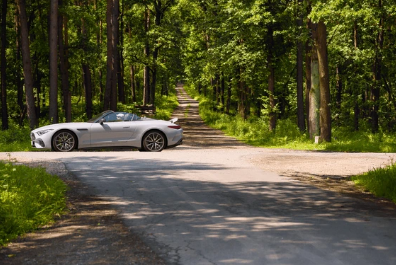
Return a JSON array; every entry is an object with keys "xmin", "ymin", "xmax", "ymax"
[
  {"xmin": 352, "ymin": 163, "xmax": 396, "ymax": 203},
  {"xmin": 0, "ymin": 162, "xmax": 67, "ymax": 246}
]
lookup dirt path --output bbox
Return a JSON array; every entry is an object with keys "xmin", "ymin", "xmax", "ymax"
[{"xmin": 172, "ymin": 85, "xmax": 247, "ymax": 148}]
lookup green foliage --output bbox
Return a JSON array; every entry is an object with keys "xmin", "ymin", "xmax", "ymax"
[
  {"xmin": 352, "ymin": 163, "xmax": 396, "ymax": 203},
  {"xmin": 154, "ymin": 93, "xmax": 179, "ymax": 120},
  {"xmin": 0, "ymin": 124, "xmax": 32, "ymax": 152},
  {"xmin": 0, "ymin": 162, "xmax": 67, "ymax": 246}
]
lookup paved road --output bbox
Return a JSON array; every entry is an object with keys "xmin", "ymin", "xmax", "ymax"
[
  {"xmin": 5, "ymin": 149, "xmax": 396, "ymax": 265},
  {"xmin": 3, "ymin": 86, "xmax": 396, "ymax": 264}
]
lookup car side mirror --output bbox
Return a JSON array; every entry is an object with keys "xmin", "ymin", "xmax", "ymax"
[{"xmin": 99, "ymin": 118, "xmax": 106, "ymax": 125}]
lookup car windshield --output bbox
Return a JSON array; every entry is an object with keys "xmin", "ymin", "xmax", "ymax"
[
  {"xmin": 87, "ymin": 111, "xmax": 113, "ymax": 123},
  {"xmin": 87, "ymin": 111, "xmax": 141, "ymax": 123}
]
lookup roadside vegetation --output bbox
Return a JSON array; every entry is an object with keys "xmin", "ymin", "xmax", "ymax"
[
  {"xmin": 352, "ymin": 164, "xmax": 396, "ymax": 204},
  {"xmin": 0, "ymin": 161, "xmax": 67, "ymax": 246}
]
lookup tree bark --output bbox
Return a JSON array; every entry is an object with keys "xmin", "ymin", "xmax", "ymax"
[
  {"xmin": 130, "ymin": 65, "xmax": 136, "ymax": 102},
  {"xmin": 238, "ymin": 69, "xmax": 247, "ymax": 120},
  {"xmin": 143, "ymin": 8, "xmax": 150, "ymax": 106},
  {"xmin": 371, "ymin": 0, "xmax": 384, "ymax": 133},
  {"xmin": 309, "ymin": 23, "xmax": 320, "ymax": 139},
  {"xmin": 226, "ymin": 76, "xmax": 231, "ymax": 114},
  {"xmin": 118, "ymin": 0, "xmax": 125, "ymax": 104},
  {"xmin": 105, "ymin": 0, "xmax": 118, "ymax": 111},
  {"xmin": 83, "ymin": 65, "xmax": 93, "ymax": 119},
  {"xmin": 58, "ymin": 3, "xmax": 71, "ymax": 122},
  {"xmin": 296, "ymin": 0, "xmax": 305, "ymax": 132},
  {"xmin": 1, "ymin": 0, "xmax": 8, "ymax": 130},
  {"xmin": 316, "ymin": 21, "xmax": 331, "ymax": 142},
  {"xmin": 16, "ymin": 0, "xmax": 38, "ymax": 129},
  {"xmin": 335, "ymin": 66, "xmax": 342, "ymax": 126},
  {"xmin": 15, "ymin": 11, "xmax": 24, "ymax": 125},
  {"xmin": 49, "ymin": 0, "xmax": 58, "ymax": 123},
  {"xmin": 81, "ymin": 6, "xmax": 92, "ymax": 119},
  {"xmin": 267, "ymin": 23, "xmax": 276, "ymax": 131},
  {"xmin": 353, "ymin": 21, "xmax": 359, "ymax": 131}
]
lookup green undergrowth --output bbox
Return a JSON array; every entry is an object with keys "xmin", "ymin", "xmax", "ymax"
[
  {"xmin": 0, "ymin": 125, "xmax": 32, "ymax": 152},
  {"xmin": 197, "ymin": 101, "xmax": 396, "ymax": 153},
  {"xmin": 0, "ymin": 161, "xmax": 67, "ymax": 246},
  {"xmin": 153, "ymin": 94, "xmax": 179, "ymax": 120},
  {"xmin": 352, "ymin": 164, "xmax": 396, "ymax": 203}
]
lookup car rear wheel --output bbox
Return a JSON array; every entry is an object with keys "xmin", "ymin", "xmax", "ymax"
[
  {"xmin": 52, "ymin": 130, "xmax": 76, "ymax": 152},
  {"xmin": 142, "ymin": 131, "xmax": 165, "ymax": 152}
]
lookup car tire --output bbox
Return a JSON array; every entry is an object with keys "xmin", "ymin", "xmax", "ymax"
[
  {"xmin": 142, "ymin": 131, "xmax": 166, "ymax": 152},
  {"xmin": 52, "ymin": 130, "xmax": 77, "ymax": 152}
]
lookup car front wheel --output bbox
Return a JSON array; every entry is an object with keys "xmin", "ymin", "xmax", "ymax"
[
  {"xmin": 142, "ymin": 131, "xmax": 165, "ymax": 152},
  {"xmin": 52, "ymin": 130, "xmax": 77, "ymax": 152}
]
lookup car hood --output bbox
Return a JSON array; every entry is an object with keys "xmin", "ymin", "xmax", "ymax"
[{"xmin": 31, "ymin": 122, "xmax": 90, "ymax": 133}]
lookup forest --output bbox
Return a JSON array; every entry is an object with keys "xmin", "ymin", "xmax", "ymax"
[{"xmin": 0, "ymin": 0, "xmax": 395, "ymax": 143}]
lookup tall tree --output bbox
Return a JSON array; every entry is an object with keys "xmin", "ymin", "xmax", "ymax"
[
  {"xmin": 58, "ymin": 0, "xmax": 71, "ymax": 122},
  {"xmin": 49, "ymin": 0, "xmax": 59, "ymax": 123},
  {"xmin": 81, "ymin": 1, "xmax": 92, "ymax": 119},
  {"xmin": 16, "ymin": 0, "xmax": 37, "ymax": 129},
  {"xmin": 143, "ymin": 7, "xmax": 150, "ymax": 106},
  {"xmin": 370, "ymin": 0, "xmax": 384, "ymax": 133},
  {"xmin": 105, "ymin": 0, "xmax": 119, "ymax": 111},
  {"xmin": 308, "ymin": 22, "xmax": 320, "ymax": 139},
  {"xmin": 1, "ymin": 0, "xmax": 8, "ymax": 130},
  {"xmin": 296, "ymin": 0, "xmax": 305, "ymax": 132},
  {"xmin": 267, "ymin": 2, "xmax": 276, "ymax": 131},
  {"xmin": 316, "ymin": 20, "xmax": 331, "ymax": 142}
]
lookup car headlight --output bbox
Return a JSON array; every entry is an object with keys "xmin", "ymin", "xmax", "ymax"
[{"xmin": 36, "ymin": 129, "xmax": 54, "ymax": 136}]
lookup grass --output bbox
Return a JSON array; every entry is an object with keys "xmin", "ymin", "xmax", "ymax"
[
  {"xmin": 0, "ymin": 125, "xmax": 33, "ymax": 152},
  {"xmin": 352, "ymin": 164, "xmax": 396, "ymax": 203},
  {"xmin": 0, "ymin": 160, "xmax": 67, "ymax": 246}
]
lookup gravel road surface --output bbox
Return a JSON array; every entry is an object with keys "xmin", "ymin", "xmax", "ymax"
[{"xmin": 1, "ymin": 86, "xmax": 396, "ymax": 265}]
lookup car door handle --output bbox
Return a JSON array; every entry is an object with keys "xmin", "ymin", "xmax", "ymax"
[{"xmin": 123, "ymin": 126, "xmax": 130, "ymax": 128}]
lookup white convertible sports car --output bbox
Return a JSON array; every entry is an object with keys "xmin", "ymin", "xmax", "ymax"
[{"xmin": 30, "ymin": 110, "xmax": 183, "ymax": 152}]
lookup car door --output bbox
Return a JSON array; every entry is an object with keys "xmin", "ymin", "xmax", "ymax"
[{"xmin": 89, "ymin": 112, "xmax": 136, "ymax": 147}]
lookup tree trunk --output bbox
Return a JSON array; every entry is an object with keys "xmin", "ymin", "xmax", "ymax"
[
  {"xmin": 371, "ymin": 1, "xmax": 384, "ymax": 133},
  {"xmin": 83, "ymin": 65, "xmax": 93, "ymax": 119},
  {"xmin": 316, "ymin": 21, "xmax": 331, "ymax": 142},
  {"xmin": 143, "ymin": 8, "xmax": 150, "ymax": 106},
  {"xmin": 49, "ymin": 0, "xmax": 58, "ymax": 123},
  {"xmin": 130, "ymin": 65, "xmax": 136, "ymax": 102},
  {"xmin": 111, "ymin": 0, "xmax": 119, "ymax": 111},
  {"xmin": 1, "ymin": 0, "xmax": 8, "ymax": 130},
  {"xmin": 58, "ymin": 3, "xmax": 71, "ymax": 122},
  {"xmin": 105, "ymin": 0, "xmax": 118, "ymax": 111},
  {"xmin": 309, "ymin": 23, "xmax": 320, "ymax": 139},
  {"xmin": 267, "ymin": 23, "xmax": 276, "ymax": 131},
  {"xmin": 15, "ymin": 12, "xmax": 23, "ymax": 114},
  {"xmin": 335, "ymin": 66, "xmax": 342, "ymax": 126},
  {"xmin": 221, "ymin": 73, "xmax": 225, "ymax": 108},
  {"xmin": 296, "ymin": 0, "xmax": 305, "ymax": 132},
  {"xmin": 16, "ymin": 0, "xmax": 38, "ymax": 129},
  {"xmin": 305, "ymin": 40, "xmax": 311, "ymax": 134},
  {"xmin": 238, "ymin": 76, "xmax": 247, "ymax": 120},
  {"xmin": 353, "ymin": 21, "xmax": 359, "ymax": 131},
  {"xmin": 118, "ymin": 0, "xmax": 125, "ymax": 104},
  {"xmin": 226, "ymin": 76, "xmax": 231, "ymax": 114}
]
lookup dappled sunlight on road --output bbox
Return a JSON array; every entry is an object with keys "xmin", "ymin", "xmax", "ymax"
[{"xmin": 42, "ymin": 153, "xmax": 396, "ymax": 264}]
